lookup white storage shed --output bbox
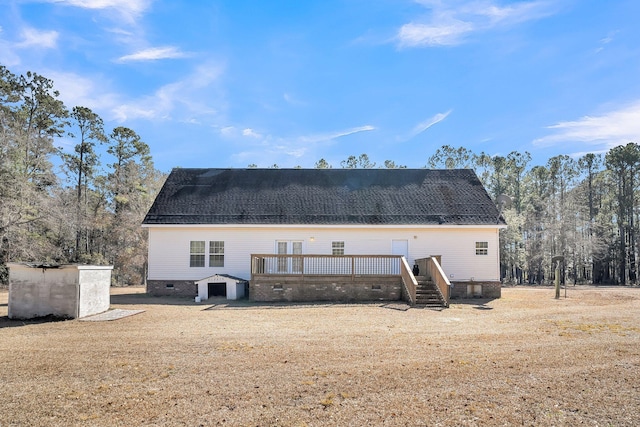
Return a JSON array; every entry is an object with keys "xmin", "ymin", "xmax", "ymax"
[{"xmin": 8, "ymin": 263, "xmax": 113, "ymax": 320}]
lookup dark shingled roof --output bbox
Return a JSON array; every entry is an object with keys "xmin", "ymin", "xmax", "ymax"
[{"xmin": 142, "ymin": 168, "xmax": 506, "ymax": 226}]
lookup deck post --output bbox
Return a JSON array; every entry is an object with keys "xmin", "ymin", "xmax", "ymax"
[{"xmin": 351, "ymin": 256, "xmax": 355, "ymax": 281}]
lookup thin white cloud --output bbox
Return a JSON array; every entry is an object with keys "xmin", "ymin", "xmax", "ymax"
[
  {"xmin": 49, "ymin": 0, "xmax": 151, "ymax": 21},
  {"xmin": 298, "ymin": 125, "xmax": 375, "ymax": 144},
  {"xmin": 410, "ymin": 110, "xmax": 452, "ymax": 137},
  {"xmin": 17, "ymin": 27, "xmax": 59, "ymax": 48},
  {"xmin": 0, "ymin": 41, "xmax": 20, "ymax": 67},
  {"xmin": 534, "ymin": 101, "xmax": 640, "ymax": 149},
  {"xmin": 117, "ymin": 46, "xmax": 188, "ymax": 62},
  {"xmin": 395, "ymin": 110, "xmax": 451, "ymax": 142},
  {"xmin": 228, "ymin": 125, "xmax": 376, "ymax": 166},
  {"xmin": 242, "ymin": 128, "xmax": 262, "ymax": 138},
  {"xmin": 397, "ymin": 0, "xmax": 556, "ymax": 48},
  {"xmin": 42, "ymin": 66, "xmax": 223, "ymax": 123},
  {"xmin": 220, "ymin": 126, "xmax": 236, "ymax": 136},
  {"xmin": 43, "ymin": 63, "xmax": 226, "ymax": 132},
  {"xmin": 112, "ymin": 61, "xmax": 224, "ymax": 122},
  {"xmin": 106, "ymin": 27, "xmax": 134, "ymax": 36},
  {"xmin": 328, "ymin": 125, "xmax": 376, "ymax": 140},
  {"xmin": 398, "ymin": 20, "xmax": 474, "ymax": 47},
  {"xmin": 594, "ymin": 30, "xmax": 618, "ymax": 54},
  {"xmin": 475, "ymin": 1, "xmax": 551, "ymax": 25},
  {"xmin": 283, "ymin": 92, "xmax": 307, "ymax": 106},
  {"xmin": 222, "ymin": 125, "xmax": 374, "ymax": 145},
  {"xmin": 567, "ymin": 148, "xmax": 609, "ymax": 161},
  {"xmin": 45, "ymin": 71, "xmax": 118, "ymax": 111}
]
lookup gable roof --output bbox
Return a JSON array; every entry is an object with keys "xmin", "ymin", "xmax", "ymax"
[
  {"xmin": 142, "ymin": 168, "xmax": 506, "ymax": 226},
  {"xmin": 194, "ymin": 274, "xmax": 248, "ymax": 285}
]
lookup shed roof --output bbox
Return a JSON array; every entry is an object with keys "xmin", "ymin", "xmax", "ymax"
[{"xmin": 142, "ymin": 168, "xmax": 506, "ymax": 226}]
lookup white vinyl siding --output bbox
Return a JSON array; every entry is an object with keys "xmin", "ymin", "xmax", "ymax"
[{"xmin": 147, "ymin": 226, "xmax": 501, "ymax": 282}]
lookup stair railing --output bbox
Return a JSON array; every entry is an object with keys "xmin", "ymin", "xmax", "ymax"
[
  {"xmin": 426, "ymin": 257, "xmax": 450, "ymax": 307},
  {"xmin": 399, "ymin": 257, "xmax": 417, "ymax": 305}
]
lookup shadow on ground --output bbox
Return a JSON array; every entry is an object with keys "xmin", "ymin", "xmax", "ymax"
[
  {"xmin": 111, "ymin": 292, "xmax": 417, "ymax": 311},
  {"xmin": 450, "ymin": 297, "xmax": 498, "ymax": 310},
  {"xmin": 202, "ymin": 299, "xmax": 411, "ymax": 310},
  {"xmin": 109, "ymin": 292, "xmax": 201, "ymax": 306},
  {"xmin": 0, "ymin": 315, "xmax": 71, "ymax": 329}
]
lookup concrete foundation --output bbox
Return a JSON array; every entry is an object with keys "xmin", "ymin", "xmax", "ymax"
[
  {"xmin": 8, "ymin": 263, "xmax": 113, "ymax": 319},
  {"xmin": 146, "ymin": 280, "xmax": 197, "ymax": 297},
  {"xmin": 450, "ymin": 281, "xmax": 501, "ymax": 299}
]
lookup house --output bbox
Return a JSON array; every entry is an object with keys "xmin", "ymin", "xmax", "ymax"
[{"xmin": 142, "ymin": 168, "xmax": 506, "ymax": 304}]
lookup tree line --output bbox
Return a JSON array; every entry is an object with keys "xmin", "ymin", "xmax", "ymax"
[
  {"xmin": 0, "ymin": 65, "xmax": 164, "ymax": 286},
  {"xmin": 302, "ymin": 147, "xmax": 640, "ymax": 286},
  {"xmin": 426, "ymin": 145, "xmax": 640, "ymax": 286},
  {"xmin": 2, "ymin": 65, "xmax": 638, "ymax": 287}
]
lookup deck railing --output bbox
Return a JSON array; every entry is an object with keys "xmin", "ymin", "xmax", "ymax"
[{"xmin": 251, "ymin": 254, "xmax": 403, "ymax": 279}]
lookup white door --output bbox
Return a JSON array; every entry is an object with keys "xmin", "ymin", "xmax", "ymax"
[
  {"xmin": 392, "ymin": 240, "xmax": 409, "ymax": 259},
  {"xmin": 276, "ymin": 240, "xmax": 303, "ymax": 273},
  {"xmin": 392, "ymin": 240, "xmax": 409, "ymax": 274}
]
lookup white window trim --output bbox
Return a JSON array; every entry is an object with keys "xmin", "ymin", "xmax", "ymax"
[
  {"xmin": 332, "ymin": 241, "xmax": 345, "ymax": 255},
  {"xmin": 476, "ymin": 241, "xmax": 488, "ymax": 256},
  {"xmin": 209, "ymin": 240, "xmax": 225, "ymax": 267},
  {"xmin": 190, "ymin": 240, "xmax": 206, "ymax": 267}
]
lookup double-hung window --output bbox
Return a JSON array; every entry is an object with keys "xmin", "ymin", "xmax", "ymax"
[
  {"xmin": 190, "ymin": 241, "xmax": 205, "ymax": 267},
  {"xmin": 209, "ymin": 241, "xmax": 224, "ymax": 267},
  {"xmin": 190, "ymin": 240, "xmax": 225, "ymax": 267},
  {"xmin": 475, "ymin": 241, "xmax": 488, "ymax": 255},
  {"xmin": 332, "ymin": 241, "xmax": 345, "ymax": 255}
]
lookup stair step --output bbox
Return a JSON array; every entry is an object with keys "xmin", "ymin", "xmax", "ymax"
[
  {"xmin": 414, "ymin": 284, "xmax": 445, "ymax": 306},
  {"xmin": 410, "ymin": 278, "xmax": 446, "ymax": 307}
]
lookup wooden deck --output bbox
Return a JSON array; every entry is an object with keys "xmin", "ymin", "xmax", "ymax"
[{"xmin": 250, "ymin": 254, "xmax": 449, "ymax": 306}]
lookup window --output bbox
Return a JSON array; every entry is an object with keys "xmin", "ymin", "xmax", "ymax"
[
  {"xmin": 476, "ymin": 241, "xmax": 488, "ymax": 255},
  {"xmin": 190, "ymin": 241, "xmax": 205, "ymax": 267},
  {"xmin": 332, "ymin": 241, "xmax": 345, "ymax": 255},
  {"xmin": 209, "ymin": 241, "xmax": 225, "ymax": 267}
]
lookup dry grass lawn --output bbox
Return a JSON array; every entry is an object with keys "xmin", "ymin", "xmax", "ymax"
[{"xmin": 1, "ymin": 286, "xmax": 639, "ymax": 426}]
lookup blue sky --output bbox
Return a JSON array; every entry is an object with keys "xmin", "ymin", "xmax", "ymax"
[{"xmin": 1, "ymin": 0, "xmax": 639, "ymax": 172}]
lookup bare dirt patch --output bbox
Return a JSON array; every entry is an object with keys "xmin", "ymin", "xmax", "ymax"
[{"xmin": 1, "ymin": 286, "xmax": 639, "ymax": 426}]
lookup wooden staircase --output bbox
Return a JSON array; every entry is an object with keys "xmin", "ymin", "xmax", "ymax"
[{"xmin": 414, "ymin": 276, "xmax": 448, "ymax": 308}]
